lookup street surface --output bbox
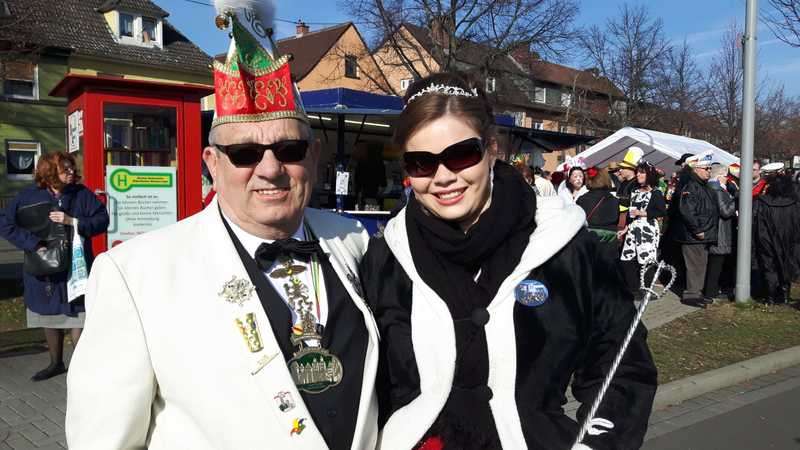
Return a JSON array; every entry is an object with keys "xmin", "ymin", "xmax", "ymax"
[{"xmin": 645, "ymin": 365, "xmax": 800, "ymax": 449}]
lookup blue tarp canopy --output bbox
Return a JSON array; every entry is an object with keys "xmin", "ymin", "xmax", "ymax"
[
  {"xmin": 301, "ymin": 88, "xmax": 403, "ymax": 116},
  {"xmin": 301, "ymin": 87, "xmax": 519, "ymax": 127}
]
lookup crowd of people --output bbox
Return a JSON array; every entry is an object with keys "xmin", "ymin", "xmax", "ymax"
[{"xmin": 516, "ymin": 147, "xmax": 800, "ymax": 307}]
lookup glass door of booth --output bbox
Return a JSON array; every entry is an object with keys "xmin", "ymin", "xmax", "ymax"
[{"xmin": 103, "ymin": 102, "xmax": 180, "ymax": 248}]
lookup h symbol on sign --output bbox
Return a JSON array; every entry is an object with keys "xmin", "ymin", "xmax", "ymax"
[{"xmin": 115, "ymin": 173, "xmax": 129, "ymax": 188}]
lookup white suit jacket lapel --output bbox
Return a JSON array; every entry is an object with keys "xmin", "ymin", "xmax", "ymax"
[
  {"xmin": 197, "ymin": 200, "xmax": 329, "ymax": 449},
  {"xmin": 304, "ymin": 209, "xmax": 380, "ymax": 450}
]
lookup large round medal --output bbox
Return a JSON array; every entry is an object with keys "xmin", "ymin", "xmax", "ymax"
[{"xmin": 288, "ymin": 347, "xmax": 344, "ymax": 394}]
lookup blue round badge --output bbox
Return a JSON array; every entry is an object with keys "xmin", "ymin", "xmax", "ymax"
[{"xmin": 515, "ymin": 280, "xmax": 549, "ymax": 307}]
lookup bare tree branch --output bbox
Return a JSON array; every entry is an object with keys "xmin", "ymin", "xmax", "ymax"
[
  {"xmin": 576, "ymin": 3, "xmax": 671, "ymax": 128},
  {"xmin": 762, "ymin": 0, "xmax": 800, "ymax": 47}
]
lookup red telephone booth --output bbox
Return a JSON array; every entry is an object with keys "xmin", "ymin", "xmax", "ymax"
[{"xmin": 51, "ymin": 74, "xmax": 213, "ymax": 254}]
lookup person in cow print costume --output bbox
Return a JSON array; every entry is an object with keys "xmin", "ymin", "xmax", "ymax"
[{"xmin": 619, "ymin": 160, "xmax": 667, "ymax": 299}]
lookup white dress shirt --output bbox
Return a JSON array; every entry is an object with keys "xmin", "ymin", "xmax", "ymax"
[{"xmin": 222, "ymin": 211, "xmax": 329, "ymax": 328}]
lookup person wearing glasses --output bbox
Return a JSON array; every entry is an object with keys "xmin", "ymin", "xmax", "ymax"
[
  {"xmin": 360, "ymin": 72, "xmax": 656, "ymax": 450},
  {"xmin": 665, "ymin": 151, "xmax": 719, "ymax": 308},
  {"xmin": 0, "ymin": 151, "xmax": 109, "ymax": 381},
  {"xmin": 66, "ymin": 3, "xmax": 378, "ymax": 449}
]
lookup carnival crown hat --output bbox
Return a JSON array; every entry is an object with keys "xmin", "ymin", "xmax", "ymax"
[
  {"xmin": 728, "ymin": 162, "xmax": 741, "ymax": 178},
  {"xmin": 618, "ymin": 146, "xmax": 644, "ymax": 170},
  {"xmin": 761, "ymin": 162, "xmax": 785, "ymax": 173},
  {"xmin": 212, "ymin": 0, "xmax": 307, "ymax": 128},
  {"xmin": 686, "ymin": 150, "xmax": 714, "ymax": 168}
]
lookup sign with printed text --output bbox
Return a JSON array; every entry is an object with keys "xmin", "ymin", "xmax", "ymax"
[
  {"xmin": 105, "ymin": 165, "xmax": 177, "ymax": 248},
  {"xmin": 68, "ymin": 110, "xmax": 83, "ymax": 153},
  {"xmin": 335, "ymin": 171, "xmax": 350, "ymax": 195}
]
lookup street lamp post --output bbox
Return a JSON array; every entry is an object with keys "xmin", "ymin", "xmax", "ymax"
[{"xmin": 735, "ymin": 0, "xmax": 758, "ymax": 304}]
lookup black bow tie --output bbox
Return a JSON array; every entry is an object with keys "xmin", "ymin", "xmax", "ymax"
[{"xmin": 254, "ymin": 238, "xmax": 326, "ymax": 271}]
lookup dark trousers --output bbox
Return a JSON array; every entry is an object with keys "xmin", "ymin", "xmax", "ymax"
[
  {"xmin": 621, "ymin": 260, "xmax": 642, "ymax": 294},
  {"xmin": 703, "ymin": 254, "xmax": 727, "ymax": 298},
  {"xmin": 682, "ymin": 244, "xmax": 709, "ymax": 300}
]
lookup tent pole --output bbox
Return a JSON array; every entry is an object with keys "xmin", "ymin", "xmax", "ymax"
[{"xmin": 735, "ymin": 0, "xmax": 758, "ymax": 304}]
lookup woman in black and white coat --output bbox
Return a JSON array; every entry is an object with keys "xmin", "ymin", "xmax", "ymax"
[{"xmin": 360, "ymin": 72, "xmax": 657, "ymax": 450}]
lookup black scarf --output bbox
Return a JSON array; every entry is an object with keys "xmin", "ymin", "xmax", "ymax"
[{"xmin": 406, "ymin": 161, "xmax": 537, "ymax": 449}]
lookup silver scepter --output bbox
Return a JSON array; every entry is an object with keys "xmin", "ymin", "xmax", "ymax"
[{"xmin": 571, "ymin": 260, "xmax": 677, "ymax": 449}]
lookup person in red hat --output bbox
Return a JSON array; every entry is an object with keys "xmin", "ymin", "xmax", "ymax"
[{"xmin": 66, "ymin": 2, "xmax": 379, "ymax": 448}]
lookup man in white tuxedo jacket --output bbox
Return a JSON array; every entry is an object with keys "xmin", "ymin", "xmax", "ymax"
[{"xmin": 66, "ymin": 2, "xmax": 378, "ymax": 449}]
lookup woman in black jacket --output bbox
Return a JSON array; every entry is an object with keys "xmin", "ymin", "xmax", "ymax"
[
  {"xmin": 752, "ymin": 170, "xmax": 800, "ymax": 303},
  {"xmin": 577, "ymin": 167, "xmax": 620, "ymax": 241},
  {"xmin": 360, "ymin": 72, "xmax": 657, "ymax": 450}
]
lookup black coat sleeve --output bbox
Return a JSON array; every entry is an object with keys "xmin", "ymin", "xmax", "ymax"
[
  {"xmin": 645, "ymin": 189, "xmax": 667, "ymax": 219},
  {"xmin": 570, "ymin": 233, "xmax": 658, "ymax": 450},
  {"xmin": 714, "ymin": 187, "xmax": 737, "ymax": 220},
  {"xmin": 359, "ymin": 237, "xmax": 420, "ymax": 427}
]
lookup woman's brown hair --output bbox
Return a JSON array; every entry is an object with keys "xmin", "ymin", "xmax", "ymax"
[
  {"xmin": 394, "ymin": 72, "xmax": 495, "ymax": 149},
  {"xmin": 34, "ymin": 151, "xmax": 80, "ymax": 190},
  {"xmin": 585, "ymin": 167, "xmax": 613, "ymax": 190}
]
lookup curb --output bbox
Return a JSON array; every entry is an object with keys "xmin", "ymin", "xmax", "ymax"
[{"xmin": 653, "ymin": 344, "xmax": 800, "ymax": 409}]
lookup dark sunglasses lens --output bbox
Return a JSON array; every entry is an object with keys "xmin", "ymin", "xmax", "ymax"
[
  {"xmin": 224, "ymin": 145, "xmax": 266, "ymax": 166},
  {"xmin": 272, "ymin": 140, "xmax": 309, "ymax": 163},
  {"xmin": 442, "ymin": 140, "xmax": 484, "ymax": 172},
  {"xmin": 403, "ymin": 152, "xmax": 438, "ymax": 177}
]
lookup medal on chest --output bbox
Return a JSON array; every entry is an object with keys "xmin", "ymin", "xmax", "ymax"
[{"xmin": 270, "ymin": 253, "xmax": 344, "ymax": 394}]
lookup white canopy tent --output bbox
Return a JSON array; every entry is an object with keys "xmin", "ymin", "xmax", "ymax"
[{"xmin": 575, "ymin": 127, "xmax": 739, "ymax": 175}]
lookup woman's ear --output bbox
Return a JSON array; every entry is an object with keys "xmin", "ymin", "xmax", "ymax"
[{"xmin": 486, "ymin": 137, "xmax": 499, "ymax": 168}]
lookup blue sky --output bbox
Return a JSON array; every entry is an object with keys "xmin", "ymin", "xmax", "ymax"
[{"xmin": 154, "ymin": 0, "xmax": 800, "ymax": 95}]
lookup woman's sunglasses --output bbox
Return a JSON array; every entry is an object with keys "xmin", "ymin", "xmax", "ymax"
[
  {"xmin": 215, "ymin": 140, "xmax": 309, "ymax": 167},
  {"xmin": 403, "ymin": 137, "xmax": 485, "ymax": 178}
]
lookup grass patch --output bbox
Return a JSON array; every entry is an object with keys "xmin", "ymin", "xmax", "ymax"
[
  {"xmin": 0, "ymin": 296, "xmax": 26, "ymax": 333},
  {"xmin": 649, "ymin": 301, "xmax": 800, "ymax": 384}
]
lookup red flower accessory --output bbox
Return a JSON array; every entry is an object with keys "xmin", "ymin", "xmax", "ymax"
[{"xmin": 586, "ymin": 167, "xmax": 599, "ymax": 178}]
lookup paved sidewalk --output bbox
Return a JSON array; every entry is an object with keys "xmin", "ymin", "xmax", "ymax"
[
  {"xmin": 0, "ymin": 350, "xmax": 71, "ymax": 450},
  {"xmin": 0, "ymin": 289, "xmax": 697, "ymax": 449}
]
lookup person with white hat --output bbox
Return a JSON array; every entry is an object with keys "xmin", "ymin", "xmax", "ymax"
[
  {"xmin": 665, "ymin": 151, "xmax": 719, "ymax": 308},
  {"xmin": 752, "ymin": 162, "xmax": 800, "ymax": 304},
  {"xmin": 66, "ymin": 2, "xmax": 379, "ymax": 448}
]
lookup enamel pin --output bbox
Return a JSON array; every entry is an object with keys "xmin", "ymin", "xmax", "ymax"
[
  {"xmin": 515, "ymin": 280, "xmax": 549, "ymax": 307},
  {"xmin": 219, "ymin": 276, "xmax": 255, "ymax": 307},
  {"xmin": 251, "ymin": 352, "xmax": 278, "ymax": 375},
  {"xmin": 290, "ymin": 418, "xmax": 307, "ymax": 436},
  {"xmin": 274, "ymin": 391, "xmax": 296, "ymax": 412},
  {"xmin": 235, "ymin": 313, "xmax": 264, "ymax": 353}
]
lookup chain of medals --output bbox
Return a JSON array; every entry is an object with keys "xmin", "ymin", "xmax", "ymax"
[{"xmin": 269, "ymin": 224, "xmax": 344, "ymax": 394}]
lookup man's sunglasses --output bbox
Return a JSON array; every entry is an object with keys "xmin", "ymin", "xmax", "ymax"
[
  {"xmin": 215, "ymin": 140, "xmax": 309, "ymax": 167},
  {"xmin": 403, "ymin": 137, "xmax": 485, "ymax": 178}
]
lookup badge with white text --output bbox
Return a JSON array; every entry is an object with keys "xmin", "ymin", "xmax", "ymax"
[
  {"xmin": 219, "ymin": 276, "xmax": 255, "ymax": 307},
  {"xmin": 274, "ymin": 391, "xmax": 296, "ymax": 412},
  {"xmin": 515, "ymin": 280, "xmax": 549, "ymax": 307}
]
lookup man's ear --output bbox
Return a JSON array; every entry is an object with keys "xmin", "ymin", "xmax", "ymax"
[{"xmin": 202, "ymin": 147, "xmax": 219, "ymax": 190}]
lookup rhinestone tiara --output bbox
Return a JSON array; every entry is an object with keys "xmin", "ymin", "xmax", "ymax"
[{"xmin": 405, "ymin": 84, "xmax": 479, "ymax": 107}]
